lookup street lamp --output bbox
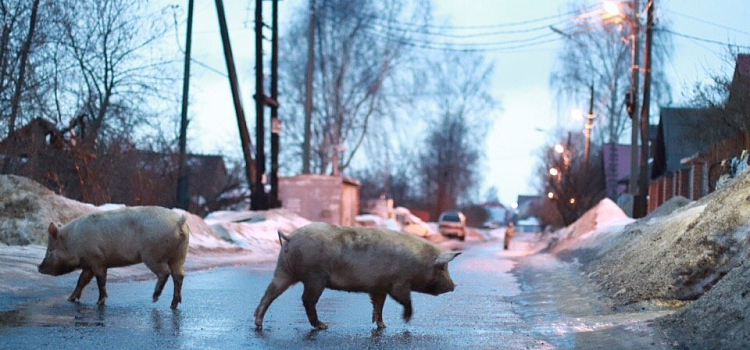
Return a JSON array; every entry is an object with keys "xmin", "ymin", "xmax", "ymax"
[
  {"xmin": 601, "ymin": 0, "xmax": 641, "ymax": 198},
  {"xmin": 549, "ymin": 167, "xmax": 559, "ymax": 176},
  {"xmin": 554, "ymin": 144, "xmax": 565, "ymax": 154},
  {"xmin": 547, "ymin": 192, "xmax": 554, "ymax": 199},
  {"xmin": 602, "ymin": 1, "xmax": 622, "ymax": 18}
]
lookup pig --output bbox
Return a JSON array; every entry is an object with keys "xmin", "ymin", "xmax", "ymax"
[
  {"xmin": 254, "ymin": 222, "xmax": 461, "ymax": 330},
  {"xmin": 37, "ymin": 206, "xmax": 190, "ymax": 309}
]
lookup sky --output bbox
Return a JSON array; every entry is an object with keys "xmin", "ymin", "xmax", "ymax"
[{"xmin": 160, "ymin": 0, "xmax": 750, "ymax": 206}]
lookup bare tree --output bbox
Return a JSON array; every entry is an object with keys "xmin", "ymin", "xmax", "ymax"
[
  {"xmin": 534, "ymin": 133, "xmax": 606, "ymax": 225},
  {"xmin": 52, "ymin": 0, "xmax": 173, "ymax": 147},
  {"xmin": 278, "ymin": 0, "xmax": 431, "ymax": 175},
  {"xmin": 550, "ymin": 1, "xmax": 672, "ymax": 144},
  {"xmin": 415, "ymin": 52, "xmax": 497, "ymax": 219}
]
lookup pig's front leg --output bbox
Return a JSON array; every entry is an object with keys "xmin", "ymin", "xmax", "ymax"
[
  {"xmin": 370, "ymin": 292, "xmax": 387, "ymax": 328},
  {"xmin": 389, "ymin": 284, "xmax": 413, "ymax": 322},
  {"xmin": 93, "ymin": 267, "xmax": 108, "ymax": 305},
  {"xmin": 68, "ymin": 269, "xmax": 94, "ymax": 301}
]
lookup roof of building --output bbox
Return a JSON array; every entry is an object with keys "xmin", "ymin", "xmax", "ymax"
[{"xmin": 652, "ymin": 108, "xmax": 735, "ymax": 178}]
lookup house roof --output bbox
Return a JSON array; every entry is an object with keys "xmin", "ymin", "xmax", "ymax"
[
  {"xmin": 728, "ymin": 54, "xmax": 750, "ymax": 107},
  {"xmin": 652, "ymin": 108, "xmax": 735, "ymax": 177}
]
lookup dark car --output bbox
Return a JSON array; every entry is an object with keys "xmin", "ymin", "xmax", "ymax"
[{"xmin": 438, "ymin": 210, "xmax": 466, "ymax": 241}]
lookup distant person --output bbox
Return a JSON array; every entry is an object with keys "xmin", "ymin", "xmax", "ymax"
[{"xmin": 504, "ymin": 222, "xmax": 515, "ymax": 250}]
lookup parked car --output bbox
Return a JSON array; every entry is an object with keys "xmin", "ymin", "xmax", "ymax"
[{"xmin": 438, "ymin": 210, "xmax": 466, "ymax": 241}]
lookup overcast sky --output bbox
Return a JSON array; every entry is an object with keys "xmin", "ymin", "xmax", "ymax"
[{"xmin": 163, "ymin": 0, "xmax": 750, "ymax": 206}]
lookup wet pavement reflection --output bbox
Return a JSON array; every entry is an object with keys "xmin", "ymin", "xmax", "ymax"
[{"xmin": 0, "ymin": 239, "xmax": 669, "ymax": 349}]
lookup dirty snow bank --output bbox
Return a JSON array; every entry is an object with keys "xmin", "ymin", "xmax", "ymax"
[
  {"xmin": 547, "ymin": 172, "xmax": 750, "ymax": 349},
  {"xmin": 546, "ymin": 198, "xmax": 634, "ymax": 259},
  {"xmin": 0, "ymin": 175, "xmax": 313, "ymax": 300},
  {"xmin": 0, "ymin": 175, "xmax": 97, "ymax": 245}
]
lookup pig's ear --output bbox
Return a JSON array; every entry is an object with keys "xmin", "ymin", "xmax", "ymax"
[
  {"xmin": 48, "ymin": 222, "xmax": 58, "ymax": 240},
  {"xmin": 435, "ymin": 251, "xmax": 461, "ymax": 265}
]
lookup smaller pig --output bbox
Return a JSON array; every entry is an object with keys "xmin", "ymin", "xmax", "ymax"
[
  {"xmin": 38, "ymin": 206, "xmax": 190, "ymax": 308},
  {"xmin": 254, "ymin": 223, "xmax": 461, "ymax": 330}
]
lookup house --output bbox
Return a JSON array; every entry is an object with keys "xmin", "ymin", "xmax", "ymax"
[
  {"xmin": 0, "ymin": 119, "xmax": 234, "ymax": 214},
  {"xmin": 279, "ymin": 174, "xmax": 360, "ymax": 226},
  {"xmin": 648, "ymin": 55, "xmax": 750, "ymax": 212}
]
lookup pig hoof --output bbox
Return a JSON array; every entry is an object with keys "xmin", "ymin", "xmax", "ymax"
[
  {"xmin": 170, "ymin": 301, "xmax": 179, "ymax": 309},
  {"xmin": 314, "ymin": 322, "xmax": 328, "ymax": 330},
  {"xmin": 67, "ymin": 295, "xmax": 77, "ymax": 302},
  {"xmin": 153, "ymin": 296, "xmax": 159, "ymax": 303},
  {"xmin": 377, "ymin": 322, "xmax": 387, "ymax": 329},
  {"xmin": 97, "ymin": 298, "xmax": 106, "ymax": 306}
]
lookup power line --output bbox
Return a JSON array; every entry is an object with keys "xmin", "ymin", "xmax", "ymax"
[
  {"xmin": 659, "ymin": 28, "xmax": 750, "ymax": 50},
  {"xmin": 367, "ymin": 18, "xmax": 571, "ymax": 39},
  {"xmin": 363, "ymin": 29, "xmax": 562, "ymax": 52},
  {"xmin": 365, "ymin": 27, "xmax": 560, "ymax": 47},
  {"xmin": 370, "ymin": 6, "xmax": 593, "ymax": 31},
  {"xmin": 663, "ymin": 9, "xmax": 750, "ymax": 37}
]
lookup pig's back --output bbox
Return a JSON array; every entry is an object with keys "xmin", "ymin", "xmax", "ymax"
[
  {"xmin": 288, "ymin": 223, "xmax": 440, "ymax": 291},
  {"xmin": 67, "ymin": 206, "xmax": 186, "ymax": 266}
]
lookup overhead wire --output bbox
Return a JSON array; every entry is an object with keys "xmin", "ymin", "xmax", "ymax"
[
  {"xmin": 662, "ymin": 9, "xmax": 750, "ymax": 37},
  {"xmin": 658, "ymin": 28, "xmax": 750, "ymax": 50}
]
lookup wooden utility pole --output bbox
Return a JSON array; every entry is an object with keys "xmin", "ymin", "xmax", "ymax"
[
  {"xmin": 253, "ymin": 0, "xmax": 268, "ymax": 210},
  {"xmin": 269, "ymin": 0, "xmax": 281, "ymax": 207},
  {"xmin": 214, "ymin": 0, "xmax": 256, "ymax": 197},
  {"xmin": 628, "ymin": 0, "xmax": 641, "ymax": 198},
  {"xmin": 584, "ymin": 83, "xmax": 595, "ymax": 171},
  {"xmin": 176, "ymin": 0, "xmax": 195, "ymax": 210},
  {"xmin": 302, "ymin": 0, "xmax": 315, "ymax": 174},
  {"xmin": 635, "ymin": 0, "xmax": 655, "ymax": 218}
]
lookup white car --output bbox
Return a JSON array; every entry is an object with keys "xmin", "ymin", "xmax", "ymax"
[{"xmin": 438, "ymin": 211, "xmax": 467, "ymax": 241}]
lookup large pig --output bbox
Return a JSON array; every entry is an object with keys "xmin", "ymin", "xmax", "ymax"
[
  {"xmin": 254, "ymin": 222, "xmax": 461, "ymax": 330},
  {"xmin": 37, "ymin": 206, "xmax": 190, "ymax": 309}
]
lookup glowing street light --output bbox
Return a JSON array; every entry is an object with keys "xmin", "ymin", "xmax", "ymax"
[
  {"xmin": 554, "ymin": 144, "xmax": 565, "ymax": 154},
  {"xmin": 549, "ymin": 168, "xmax": 559, "ymax": 176},
  {"xmin": 569, "ymin": 198, "xmax": 576, "ymax": 204},
  {"xmin": 547, "ymin": 192, "xmax": 554, "ymax": 199},
  {"xmin": 603, "ymin": 1, "xmax": 622, "ymax": 18},
  {"xmin": 511, "ymin": 202, "xmax": 519, "ymax": 209},
  {"xmin": 570, "ymin": 108, "xmax": 584, "ymax": 121}
]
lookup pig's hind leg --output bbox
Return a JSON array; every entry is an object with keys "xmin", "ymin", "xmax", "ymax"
[
  {"xmin": 301, "ymin": 277, "xmax": 329, "ymax": 330},
  {"xmin": 144, "ymin": 259, "xmax": 171, "ymax": 303},
  {"xmin": 68, "ymin": 269, "xmax": 94, "ymax": 301},
  {"xmin": 254, "ymin": 272, "xmax": 295, "ymax": 330},
  {"xmin": 93, "ymin": 267, "xmax": 108, "ymax": 305},
  {"xmin": 168, "ymin": 259, "xmax": 185, "ymax": 309},
  {"xmin": 370, "ymin": 292, "xmax": 387, "ymax": 328}
]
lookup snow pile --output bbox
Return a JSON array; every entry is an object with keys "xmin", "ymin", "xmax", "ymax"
[
  {"xmin": 642, "ymin": 196, "xmax": 691, "ymax": 222},
  {"xmin": 0, "ymin": 175, "xmax": 97, "ymax": 245},
  {"xmin": 205, "ymin": 209, "xmax": 312, "ymax": 262},
  {"xmin": 547, "ymin": 171, "xmax": 750, "ymax": 349},
  {"xmin": 547, "ymin": 198, "xmax": 634, "ymax": 259}
]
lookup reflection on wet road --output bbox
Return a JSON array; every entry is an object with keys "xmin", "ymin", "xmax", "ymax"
[{"xmin": 0, "ymin": 240, "xmax": 668, "ymax": 349}]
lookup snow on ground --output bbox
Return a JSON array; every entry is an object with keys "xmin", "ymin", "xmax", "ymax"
[
  {"xmin": 547, "ymin": 198, "xmax": 634, "ymax": 256},
  {"xmin": 545, "ymin": 171, "xmax": 750, "ymax": 349},
  {"xmin": 0, "ymin": 175, "xmax": 97, "ymax": 245}
]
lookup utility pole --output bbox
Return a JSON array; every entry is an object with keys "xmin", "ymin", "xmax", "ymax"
[
  {"xmin": 628, "ymin": 0, "xmax": 641, "ymax": 199},
  {"xmin": 302, "ymin": 0, "xmax": 315, "ymax": 174},
  {"xmin": 214, "ymin": 0, "xmax": 256, "ymax": 199},
  {"xmin": 176, "ymin": 0, "xmax": 195, "ymax": 210},
  {"xmin": 584, "ymin": 83, "xmax": 595, "ymax": 171},
  {"xmin": 269, "ymin": 0, "xmax": 281, "ymax": 208},
  {"xmin": 252, "ymin": 0, "xmax": 269, "ymax": 210},
  {"xmin": 635, "ymin": 0, "xmax": 655, "ymax": 218}
]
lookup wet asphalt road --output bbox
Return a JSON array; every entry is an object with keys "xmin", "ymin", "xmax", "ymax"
[{"xmin": 0, "ymin": 238, "xmax": 669, "ymax": 349}]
